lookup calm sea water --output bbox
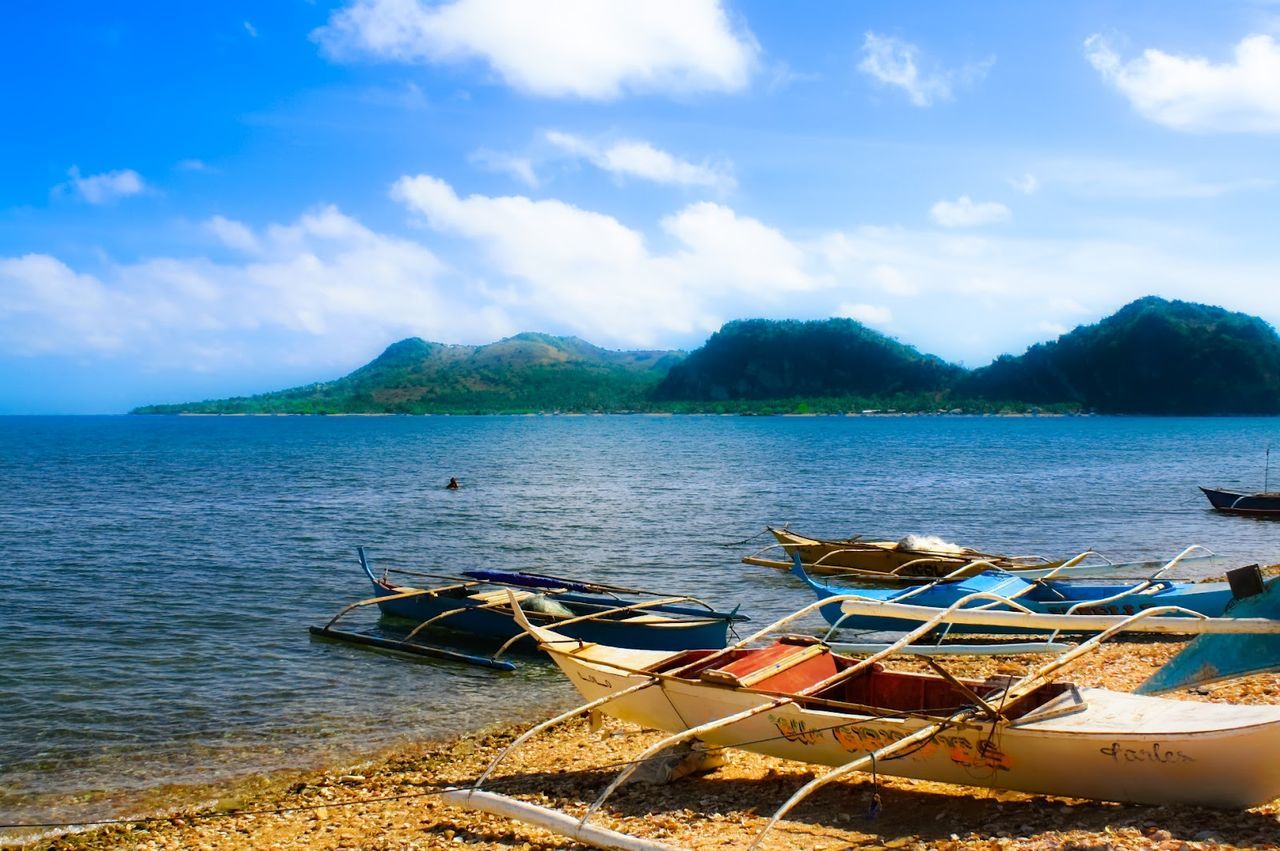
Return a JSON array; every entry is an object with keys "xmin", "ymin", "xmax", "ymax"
[{"xmin": 3, "ymin": 414, "xmax": 1280, "ymax": 832}]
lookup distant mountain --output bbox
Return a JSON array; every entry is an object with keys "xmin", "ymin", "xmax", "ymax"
[
  {"xmin": 960, "ymin": 297, "xmax": 1280, "ymax": 414},
  {"xmin": 653, "ymin": 318, "xmax": 964, "ymax": 402},
  {"xmin": 133, "ymin": 333, "xmax": 683, "ymax": 414},
  {"xmin": 134, "ymin": 299, "xmax": 1280, "ymax": 415}
]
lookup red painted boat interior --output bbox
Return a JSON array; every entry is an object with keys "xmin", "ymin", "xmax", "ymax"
[{"xmin": 646, "ymin": 640, "xmax": 1074, "ymax": 719}]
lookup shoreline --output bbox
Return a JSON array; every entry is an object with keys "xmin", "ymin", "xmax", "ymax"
[{"xmin": 15, "ymin": 643, "xmax": 1280, "ymax": 850}]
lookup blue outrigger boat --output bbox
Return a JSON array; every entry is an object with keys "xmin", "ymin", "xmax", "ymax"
[
  {"xmin": 793, "ymin": 555, "xmax": 1242, "ymax": 635},
  {"xmin": 310, "ymin": 547, "xmax": 748, "ymax": 669}
]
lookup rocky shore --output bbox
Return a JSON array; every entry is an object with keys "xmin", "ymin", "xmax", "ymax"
[{"xmin": 19, "ymin": 641, "xmax": 1280, "ymax": 850}]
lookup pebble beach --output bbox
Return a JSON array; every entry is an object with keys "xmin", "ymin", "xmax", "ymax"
[{"xmin": 19, "ymin": 640, "xmax": 1280, "ymax": 851}]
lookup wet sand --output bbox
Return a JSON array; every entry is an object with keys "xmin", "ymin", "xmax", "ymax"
[{"xmin": 18, "ymin": 642, "xmax": 1280, "ymax": 850}]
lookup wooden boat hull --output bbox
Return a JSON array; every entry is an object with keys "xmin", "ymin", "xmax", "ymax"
[
  {"xmin": 538, "ymin": 637, "xmax": 1280, "ymax": 808},
  {"xmin": 1201, "ymin": 486, "xmax": 1280, "ymax": 517},
  {"xmin": 763, "ymin": 527, "xmax": 1052, "ymax": 575}
]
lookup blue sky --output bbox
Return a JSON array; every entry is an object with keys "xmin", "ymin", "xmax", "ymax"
[{"xmin": 4, "ymin": 1, "xmax": 1280, "ymax": 412}]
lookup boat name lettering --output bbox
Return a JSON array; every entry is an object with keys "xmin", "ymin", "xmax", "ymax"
[
  {"xmin": 1099, "ymin": 742, "xmax": 1194, "ymax": 765},
  {"xmin": 576, "ymin": 673, "xmax": 613, "ymax": 689},
  {"xmin": 768, "ymin": 714, "xmax": 823, "ymax": 746},
  {"xmin": 1077, "ymin": 605, "xmax": 1138, "ymax": 616}
]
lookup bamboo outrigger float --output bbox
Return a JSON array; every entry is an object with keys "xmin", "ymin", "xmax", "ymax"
[
  {"xmin": 444, "ymin": 572, "xmax": 1280, "ymax": 850},
  {"xmin": 744, "ymin": 526, "xmax": 1220, "ymax": 581}
]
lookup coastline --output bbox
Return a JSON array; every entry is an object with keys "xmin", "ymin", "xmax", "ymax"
[{"xmin": 16, "ymin": 642, "xmax": 1280, "ymax": 850}]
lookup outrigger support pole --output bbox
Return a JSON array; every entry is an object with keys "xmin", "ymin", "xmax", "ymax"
[
  {"xmin": 490, "ymin": 597, "xmax": 697, "ymax": 660},
  {"xmin": 470, "ymin": 678, "xmax": 661, "ymax": 790},
  {"xmin": 580, "ymin": 697, "xmax": 795, "ymax": 828},
  {"xmin": 746, "ymin": 708, "xmax": 976, "ymax": 851}
]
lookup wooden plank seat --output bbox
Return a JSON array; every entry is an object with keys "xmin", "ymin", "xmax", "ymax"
[
  {"xmin": 700, "ymin": 640, "xmax": 839, "ymax": 691},
  {"xmin": 468, "ymin": 589, "xmax": 536, "ymax": 604}
]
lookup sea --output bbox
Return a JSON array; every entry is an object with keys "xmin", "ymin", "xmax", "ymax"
[{"xmin": 2, "ymin": 414, "xmax": 1279, "ymax": 835}]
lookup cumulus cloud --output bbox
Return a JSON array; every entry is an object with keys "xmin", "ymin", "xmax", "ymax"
[
  {"xmin": 11, "ymin": 176, "xmax": 1280, "ymax": 372},
  {"xmin": 858, "ymin": 32, "xmax": 993, "ymax": 106},
  {"xmin": 929, "ymin": 196, "xmax": 1011, "ymax": 228},
  {"xmin": 838, "ymin": 303, "xmax": 892, "ymax": 326},
  {"xmin": 0, "ymin": 206, "xmax": 512, "ymax": 367},
  {"xmin": 544, "ymin": 131, "xmax": 734, "ymax": 191},
  {"xmin": 58, "ymin": 167, "xmax": 146, "ymax": 204},
  {"xmin": 390, "ymin": 174, "xmax": 820, "ymax": 343},
  {"xmin": 1085, "ymin": 33, "xmax": 1280, "ymax": 133},
  {"xmin": 313, "ymin": 0, "xmax": 758, "ymax": 100}
]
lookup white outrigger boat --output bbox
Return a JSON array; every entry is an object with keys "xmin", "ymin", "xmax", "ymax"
[{"xmin": 441, "ymin": 569, "xmax": 1280, "ymax": 851}]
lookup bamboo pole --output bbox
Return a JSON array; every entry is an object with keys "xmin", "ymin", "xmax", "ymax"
[
  {"xmin": 836, "ymin": 599, "xmax": 1280, "ymax": 635},
  {"xmin": 470, "ymin": 679, "xmax": 661, "ymax": 790},
  {"xmin": 320, "ymin": 585, "xmax": 480, "ymax": 631},
  {"xmin": 439, "ymin": 789, "xmax": 680, "ymax": 851},
  {"xmin": 489, "ymin": 597, "xmax": 696, "ymax": 659},
  {"xmin": 579, "ymin": 697, "xmax": 794, "ymax": 827}
]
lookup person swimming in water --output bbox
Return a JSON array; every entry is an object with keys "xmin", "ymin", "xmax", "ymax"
[{"xmin": 446, "ymin": 477, "xmax": 460, "ymax": 490}]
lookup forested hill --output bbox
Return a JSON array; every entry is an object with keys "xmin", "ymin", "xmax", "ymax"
[
  {"xmin": 652, "ymin": 318, "xmax": 964, "ymax": 404},
  {"xmin": 959, "ymin": 297, "xmax": 1280, "ymax": 414},
  {"xmin": 134, "ymin": 299, "xmax": 1280, "ymax": 415},
  {"xmin": 133, "ymin": 333, "xmax": 683, "ymax": 414}
]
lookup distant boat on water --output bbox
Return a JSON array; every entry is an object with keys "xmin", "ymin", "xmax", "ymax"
[
  {"xmin": 1201, "ymin": 442, "xmax": 1280, "ymax": 516},
  {"xmin": 1200, "ymin": 486, "xmax": 1280, "ymax": 517}
]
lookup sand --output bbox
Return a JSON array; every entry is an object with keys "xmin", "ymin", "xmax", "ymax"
[{"xmin": 16, "ymin": 641, "xmax": 1280, "ymax": 851}]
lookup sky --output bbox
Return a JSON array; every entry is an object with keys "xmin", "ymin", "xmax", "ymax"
[{"xmin": 4, "ymin": 1, "xmax": 1280, "ymax": 412}]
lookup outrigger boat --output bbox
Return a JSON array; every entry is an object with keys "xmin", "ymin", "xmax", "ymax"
[
  {"xmin": 309, "ymin": 547, "xmax": 748, "ymax": 669},
  {"xmin": 1200, "ymin": 486, "xmax": 1280, "ymax": 517},
  {"xmin": 744, "ymin": 526, "xmax": 1219, "ymax": 581},
  {"xmin": 441, "ymin": 570, "xmax": 1280, "ymax": 850},
  {"xmin": 795, "ymin": 546, "xmax": 1245, "ymax": 635}
]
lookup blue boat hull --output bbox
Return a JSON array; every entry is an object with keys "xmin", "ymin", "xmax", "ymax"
[
  {"xmin": 1139, "ymin": 574, "xmax": 1280, "ymax": 693},
  {"xmin": 371, "ymin": 578, "xmax": 736, "ymax": 651},
  {"xmin": 1201, "ymin": 486, "xmax": 1280, "ymax": 517},
  {"xmin": 798, "ymin": 566, "xmax": 1237, "ymax": 634}
]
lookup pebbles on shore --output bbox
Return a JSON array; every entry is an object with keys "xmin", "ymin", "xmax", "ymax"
[{"xmin": 21, "ymin": 641, "xmax": 1280, "ymax": 850}]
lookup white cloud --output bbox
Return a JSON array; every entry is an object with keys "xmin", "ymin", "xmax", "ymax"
[
  {"xmin": 391, "ymin": 174, "xmax": 821, "ymax": 343},
  {"xmin": 176, "ymin": 159, "xmax": 209, "ymax": 172},
  {"xmin": 243, "ymin": 20, "xmax": 258, "ymax": 38},
  {"xmin": 858, "ymin": 32, "xmax": 993, "ymax": 106},
  {"xmin": 313, "ymin": 0, "xmax": 758, "ymax": 100},
  {"xmin": 1008, "ymin": 173, "xmax": 1039, "ymax": 195},
  {"xmin": 13, "ymin": 176, "xmax": 1280, "ymax": 374},
  {"xmin": 1085, "ymin": 33, "xmax": 1280, "ymax": 133},
  {"xmin": 1037, "ymin": 320, "xmax": 1069, "ymax": 337},
  {"xmin": 1035, "ymin": 157, "xmax": 1272, "ymax": 199},
  {"xmin": 468, "ymin": 149, "xmax": 539, "ymax": 186},
  {"xmin": 0, "ymin": 206, "xmax": 514, "ymax": 368},
  {"xmin": 545, "ymin": 131, "xmax": 734, "ymax": 191},
  {"xmin": 58, "ymin": 167, "xmax": 146, "ymax": 204},
  {"xmin": 206, "ymin": 215, "xmax": 262, "ymax": 254},
  {"xmin": 839, "ymin": 303, "xmax": 892, "ymax": 326},
  {"xmin": 929, "ymin": 196, "xmax": 1011, "ymax": 228}
]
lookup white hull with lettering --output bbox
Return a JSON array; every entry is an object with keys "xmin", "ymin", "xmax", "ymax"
[{"xmin": 529, "ymin": 623, "xmax": 1280, "ymax": 809}]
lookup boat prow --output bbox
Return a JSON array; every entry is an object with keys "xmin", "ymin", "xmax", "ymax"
[{"xmin": 1139, "ymin": 567, "xmax": 1280, "ymax": 694}]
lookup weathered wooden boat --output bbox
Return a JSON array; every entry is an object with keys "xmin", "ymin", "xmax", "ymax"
[
  {"xmin": 522, "ymin": 583, "xmax": 1280, "ymax": 810},
  {"xmin": 309, "ymin": 548, "xmax": 748, "ymax": 668},
  {"xmin": 1200, "ymin": 486, "xmax": 1280, "ymax": 517},
  {"xmin": 794, "ymin": 549, "xmax": 1245, "ymax": 635},
  {"xmin": 743, "ymin": 526, "xmax": 1218, "ymax": 581},
  {"xmin": 442, "ymin": 578, "xmax": 1280, "ymax": 849}
]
